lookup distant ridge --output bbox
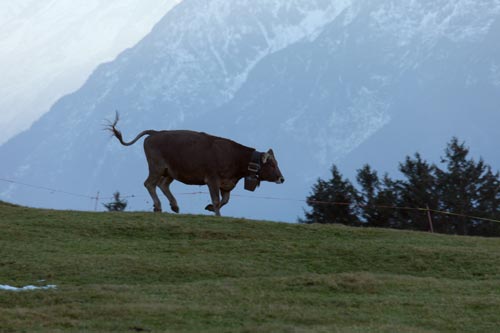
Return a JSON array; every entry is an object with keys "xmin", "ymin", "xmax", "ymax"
[{"xmin": 0, "ymin": 0, "xmax": 499, "ymax": 222}]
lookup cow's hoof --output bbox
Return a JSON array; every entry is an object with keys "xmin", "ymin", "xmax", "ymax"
[
  {"xmin": 205, "ymin": 204, "xmax": 214, "ymax": 212},
  {"xmin": 153, "ymin": 207, "xmax": 162, "ymax": 213},
  {"xmin": 171, "ymin": 205, "xmax": 179, "ymax": 213}
]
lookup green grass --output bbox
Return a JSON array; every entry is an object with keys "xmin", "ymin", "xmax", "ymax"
[{"xmin": 1, "ymin": 201, "xmax": 500, "ymax": 332}]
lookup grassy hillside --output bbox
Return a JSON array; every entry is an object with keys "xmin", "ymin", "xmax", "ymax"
[{"xmin": 1, "ymin": 201, "xmax": 500, "ymax": 332}]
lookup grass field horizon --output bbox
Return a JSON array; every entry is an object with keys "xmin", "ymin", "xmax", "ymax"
[{"xmin": 1, "ymin": 200, "xmax": 500, "ymax": 332}]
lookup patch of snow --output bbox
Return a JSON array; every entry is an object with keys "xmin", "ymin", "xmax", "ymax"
[
  {"xmin": 370, "ymin": 0, "xmax": 500, "ymax": 47},
  {"xmin": 321, "ymin": 86, "xmax": 391, "ymax": 161},
  {"xmin": 147, "ymin": 0, "xmax": 355, "ymax": 111},
  {"xmin": 0, "ymin": 284, "xmax": 57, "ymax": 292}
]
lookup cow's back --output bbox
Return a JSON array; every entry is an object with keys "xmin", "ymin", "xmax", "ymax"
[{"xmin": 143, "ymin": 130, "xmax": 252, "ymax": 185}]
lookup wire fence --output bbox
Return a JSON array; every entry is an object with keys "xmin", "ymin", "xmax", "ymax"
[{"xmin": 1, "ymin": 177, "xmax": 500, "ymax": 225}]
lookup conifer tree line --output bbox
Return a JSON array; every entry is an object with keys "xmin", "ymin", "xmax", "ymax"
[{"xmin": 301, "ymin": 138, "xmax": 500, "ymax": 237}]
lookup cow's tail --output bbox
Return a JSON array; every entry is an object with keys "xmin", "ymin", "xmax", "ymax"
[{"xmin": 106, "ymin": 112, "xmax": 157, "ymax": 146}]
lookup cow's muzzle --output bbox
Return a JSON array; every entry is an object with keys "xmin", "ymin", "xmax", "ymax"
[{"xmin": 276, "ymin": 177, "xmax": 285, "ymax": 184}]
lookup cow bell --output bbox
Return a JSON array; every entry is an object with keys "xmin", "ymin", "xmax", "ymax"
[{"xmin": 244, "ymin": 175, "xmax": 260, "ymax": 192}]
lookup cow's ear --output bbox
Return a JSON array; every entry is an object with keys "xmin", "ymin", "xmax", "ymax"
[
  {"xmin": 262, "ymin": 152, "xmax": 270, "ymax": 164},
  {"xmin": 267, "ymin": 149, "xmax": 275, "ymax": 156}
]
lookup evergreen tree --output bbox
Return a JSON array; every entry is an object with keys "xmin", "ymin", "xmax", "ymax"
[
  {"xmin": 436, "ymin": 138, "xmax": 490, "ymax": 235},
  {"xmin": 302, "ymin": 165, "xmax": 359, "ymax": 225},
  {"xmin": 397, "ymin": 153, "xmax": 440, "ymax": 232},
  {"xmin": 356, "ymin": 165, "xmax": 388, "ymax": 227},
  {"xmin": 373, "ymin": 174, "xmax": 401, "ymax": 229},
  {"xmin": 468, "ymin": 165, "xmax": 500, "ymax": 236},
  {"xmin": 103, "ymin": 191, "xmax": 128, "ymax": 212}
]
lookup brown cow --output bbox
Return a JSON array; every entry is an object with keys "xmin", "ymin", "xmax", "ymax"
[{"xmin": 107, "ymin": 113, "xmax": 284, "ymax": 216}]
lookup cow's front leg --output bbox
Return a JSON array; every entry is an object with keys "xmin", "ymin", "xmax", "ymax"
[
  {"xmin": 205, "ymin": 190, "xmax": 230, "ymax": 212},
  {"xmin": 220, "ymin": 190, "xmax": 230, "ymax": 208},
  {"xmin": 206, "ymin": 180, "xmax": 221, "ymax": 216}
]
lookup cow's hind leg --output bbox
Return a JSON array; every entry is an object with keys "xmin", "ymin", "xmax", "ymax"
[
  {"xmin": 158, "ymin": 176, "xmax": 179, "ymax": 213},
  {"xmin": 205, "ymin": 190, "xmax": 230, "ymax": 213},
  {"xmin": 144, "ymin": 174, "xmax": 162, "ymax": 212},
  {"xmin": 206, "ymin": 180, "xmax": 221, "ymax": 216}
]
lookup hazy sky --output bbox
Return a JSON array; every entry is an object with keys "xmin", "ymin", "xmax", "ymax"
[{"xmin": 0, "ymin": 0, "xmax": 182, "ymax": 145}]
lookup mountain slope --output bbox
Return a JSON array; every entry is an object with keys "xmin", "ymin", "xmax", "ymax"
[
  {"xmin": 0, "ymin": 0, "xmax": 499, "ymax": 222},
  {"xmin": 0, "ymin": 0, "xmax": 354, "ymax": 220},
  {"xmin": 338, "ymin": 12, "xmax": 500, "ymax": 178},
  {"xmin": 0, "ymin": 0, "xmax": 181, "ymax": 144}
]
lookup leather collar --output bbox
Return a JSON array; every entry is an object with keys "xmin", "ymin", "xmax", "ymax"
[
  {"xmin": 245, "ymin": 150, "xmax": 261, "ymax": 191},
  {"xmin": 247, "ymin": 150, "xmax": 262, "ymax": 174}
]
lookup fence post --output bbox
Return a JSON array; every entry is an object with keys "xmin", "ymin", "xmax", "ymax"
[
  {"xmin": 426, "ymin": 204, "xmax": 434, "ymax": 233},
  {"xmin": 94, "ymin": 191, "xmax": 100, "ymax": 211}
]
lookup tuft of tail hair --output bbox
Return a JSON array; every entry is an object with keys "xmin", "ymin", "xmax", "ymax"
[
  {"xmin": 105, "ymin": 111, "xmax": 157, "ymax": 146},
  {"xmin": 105, "ymin": 111, "xmax": 124, "ymax": 142}
]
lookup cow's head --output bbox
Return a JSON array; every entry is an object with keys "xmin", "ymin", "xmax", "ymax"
[{"xmin": 259, "ymin": 149, "xmax": 285, "ymax": 184}]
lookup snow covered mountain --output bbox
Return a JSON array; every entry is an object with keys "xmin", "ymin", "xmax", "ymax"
[
  {"xmin": 1, "ymin": 0, "xmax": 499, "ymax": 222},
  {"xmin": 0, "ymin": 0, "xmax": 181, "ymax": 144}
]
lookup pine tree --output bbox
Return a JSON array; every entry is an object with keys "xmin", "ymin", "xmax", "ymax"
[
  {"xmin": 356, "ymin": 165, "xmax": 385, "ymax": 227},
  {"xmin": 468, "ymin": 165, "xmax": 500, "ymax": 236},
  {"xmin": 375, "ymin": 175, "xmax": 401, "ymax": 229},
  {"xmin": 302, "ymin": 165, "xmax": 359, "ymax": 225},
  {"xmin": 397, "ymin": 153, "xmax": 439, "ymax": 232},
  {"xmin": 103, "ymin": 191, "xmax": 128, "ymax": 212},
  {"xmin": 436, "ymin": 138, "xmax": 488, "ymax": 235}
]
